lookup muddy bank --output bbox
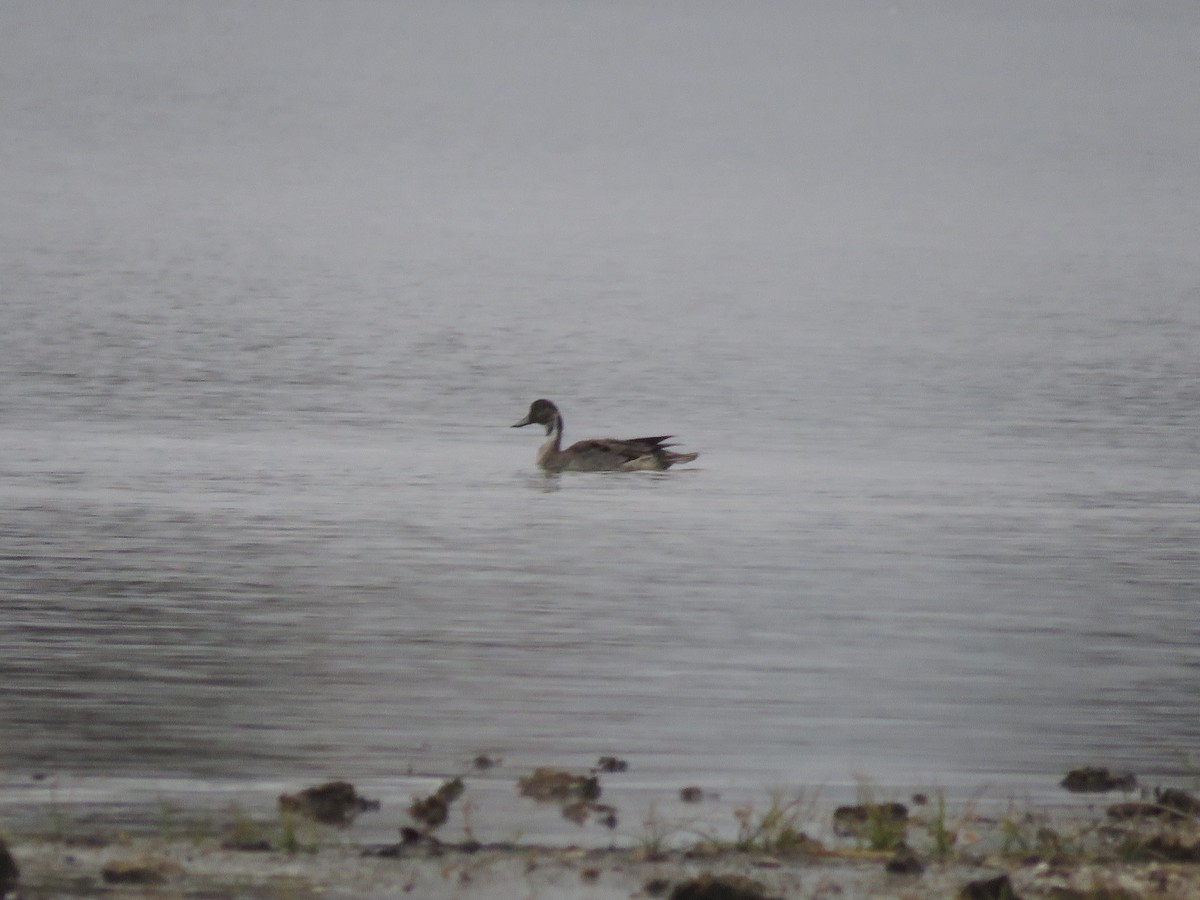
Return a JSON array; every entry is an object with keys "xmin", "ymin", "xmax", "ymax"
[
  {"xmin": 3, "ymin": 769, "xmax": 1200, "ymax": 899},
  {"xmin": 6, "ymin": 827, "xmax": 1200, "ymax": 899}
]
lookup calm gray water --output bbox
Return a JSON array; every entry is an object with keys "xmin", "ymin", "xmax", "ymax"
[{"xmin": 2, "ymin": 0, "xmax": 1199, "ymax": 823}]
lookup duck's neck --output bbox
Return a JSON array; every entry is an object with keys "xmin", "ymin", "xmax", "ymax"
[{"xmin": 537, "ymin": 412, "xmax": 564, "ymax": 467}]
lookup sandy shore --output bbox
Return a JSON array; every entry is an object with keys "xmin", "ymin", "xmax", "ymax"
[
  {"xmin": 4, "ymin": 781, "xmax": 1200, "ymax": 899},
  {"xmin": 6, "ymin": 832, "xmax": 1200, "ymax": 899}
]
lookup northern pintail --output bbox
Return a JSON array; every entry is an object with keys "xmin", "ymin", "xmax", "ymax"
[{"xmin": 512, "ymin": 399, "xmax": 699, "ymax": 472}]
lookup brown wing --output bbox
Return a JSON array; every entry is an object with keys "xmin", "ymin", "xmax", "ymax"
[{"xmin": 563, "ymin": 437, "xmax": 671, "ymax": 466}]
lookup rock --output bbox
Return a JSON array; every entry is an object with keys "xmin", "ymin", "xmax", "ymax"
[
  {"xmin": 1060, "ymin": 767, "xmax": 1136, "ymax": 793},
  {"xmin": 0, "ymin": 838, "xmax": 18, "ymax": 899},
  {"xmin": 278, "ymin": 780, "xmax": 380, "ymax": 826},
  {"xmin": 668, "ymin": 872, "xmax": 776, "ymax": 900},
  {"xmin": 680, "ymin": 786, "xmax": 706, "ymax": 803},
  {"xmin": 885, "ymin": 842, "xmax": 925, "ymax": 874},
  {"xmin": 1106, "ymin": 787, "xmax": 1200, "ymax": 821},
  {"xmin": 407, "ymin": 778, "xmax": 465, "ymax": 831},
  {"xmin": 1155, "ymin": 787, "xmax": 1200, "ymax": 817},
  {"xmin": 596, "ymin": 756, "xmax": 628, "ymax": 773},
  {"xmin": 517, "ymin": 767, "xmax": 614, "ymax": 831},
  {"xmin": 518, "ymin": 768, "xmax": 601, "ymax": 803},
  {"xmin": 408, "ymin": 794, "xmax": 449, "ymax": 829},
  {"xmin": 959, "ymin": 873, "xmax": 1022, "ymax": 900},
  {"xmin": 561, "ymin": 801, "xmax": 618, "ymax": 828},
  {"xmin": 435, "ymin": 776, "xmax": 465, "ymax": 803}
]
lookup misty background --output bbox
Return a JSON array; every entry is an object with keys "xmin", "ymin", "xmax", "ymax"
[{"xmin": 1, "ymin": 0, "xmax": 1198, "ymax": 827}]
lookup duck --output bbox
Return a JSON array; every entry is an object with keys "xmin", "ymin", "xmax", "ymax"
[{"xmin": 512, "ymin": 399, "xmax": 699, "ymax": 472}]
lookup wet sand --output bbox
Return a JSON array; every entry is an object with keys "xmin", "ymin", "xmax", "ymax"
[
  {"xmin": 5, "ymin": 783, "xmax": 1199, "ymax": 899},
  {"xmin": 8, "ymin": 831, "xmax": 1200, "ymax": 899}
]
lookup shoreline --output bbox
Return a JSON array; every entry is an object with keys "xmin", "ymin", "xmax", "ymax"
[{"xmin": 3, "ymin": 771, "xmax": 1199, "ymax": 898}]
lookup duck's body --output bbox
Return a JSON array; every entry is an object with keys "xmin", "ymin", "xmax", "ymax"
[{"xmin": 512, "ymin": 399, "xmax": 699, "ymax": 473}]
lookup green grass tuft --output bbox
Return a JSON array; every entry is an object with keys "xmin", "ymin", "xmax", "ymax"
[{"xmin": 732, "ymin": 790, "xmax": 819, "ymax": 855}]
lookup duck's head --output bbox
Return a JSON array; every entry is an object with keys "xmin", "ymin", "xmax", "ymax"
[{"xmin": 512, "ymin": 399, "xmax": 560, "ymax": 432}]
